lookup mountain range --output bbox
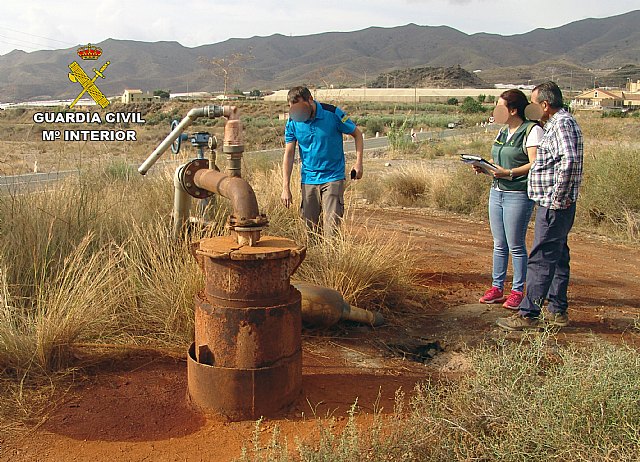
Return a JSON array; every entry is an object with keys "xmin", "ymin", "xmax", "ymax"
[{"xmin": 0, "ymin": 10, "xmax": 639, "ymax": 102}]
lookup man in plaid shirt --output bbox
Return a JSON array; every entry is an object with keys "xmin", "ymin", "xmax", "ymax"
[{"xmin": 497, "ymin": 81, "xmax": 584, "ymax": 331}]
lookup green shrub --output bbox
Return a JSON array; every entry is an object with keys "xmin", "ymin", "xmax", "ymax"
[
  {"xmin": 461, "ymin": 96, "xmax": 486, "ymax": 114},
  {"xmin": 102, "ymin": 159, "xmax": 137, "ymax": 181},
  {"xmin": 601, "ymin": 110, "xmax": 628, "ymax": 118},
  {"xmin": 366, "ymin": 117, "xmax": 384, "ymax": 136}
]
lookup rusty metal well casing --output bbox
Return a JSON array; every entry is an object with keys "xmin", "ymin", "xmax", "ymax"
[
  {"xmin": 194, "ymin": 291, "xmax": 301, "ymax": 369},
  {"xmin": 187, "ymin": 235, "xmax": 306, "ymax": 420}
]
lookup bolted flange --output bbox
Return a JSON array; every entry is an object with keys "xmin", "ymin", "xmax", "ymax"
[{"xmin": 181, "ymin": 159, "xmax": 215, "ymax": 199}]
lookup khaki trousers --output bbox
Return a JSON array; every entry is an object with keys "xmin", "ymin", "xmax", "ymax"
[{"xmin": 300, "ymin": 180, "xmax": 345, "ymax": 238}]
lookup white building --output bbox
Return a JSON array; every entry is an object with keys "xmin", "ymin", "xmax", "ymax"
[{"xmin": 121, "ymin": 89, "xmax": 153, "ymax": 104}]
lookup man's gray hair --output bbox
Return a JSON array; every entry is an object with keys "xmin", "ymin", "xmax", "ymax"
[{"xmin": 533, "ymin": 81, "xmax": 563, "ymax": 108}]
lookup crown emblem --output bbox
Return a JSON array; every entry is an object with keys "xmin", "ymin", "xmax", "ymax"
[{"xmin": 77, "ymin": 43, "xmax": 102, "ymax": 60}]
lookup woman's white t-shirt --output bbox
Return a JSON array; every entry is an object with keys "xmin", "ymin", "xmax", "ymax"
[{"xmin": 504, "ymin": 124, "xmax": 544, "ymax": 146}]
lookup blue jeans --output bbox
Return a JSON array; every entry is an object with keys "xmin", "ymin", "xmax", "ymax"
[
  {"xmin": 518, "ymin": 203, "xmax": 576, "ymax": 318},
  {"xmin": 488, "ymin": 188, "xmax": 534, "ymax": 293}
]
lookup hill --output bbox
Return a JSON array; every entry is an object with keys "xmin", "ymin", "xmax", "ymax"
[
  {"xmin": 369, "ymin": 65, "xmax": 487, "ymax": 89},
  {"xmin": 0, "ymin": 10, "xmax": 639, "ymax": 102}
]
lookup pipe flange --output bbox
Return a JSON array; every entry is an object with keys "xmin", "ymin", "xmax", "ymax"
[
  {"xmin": 228, "ymin": 213, "xmax": 269, "ymax": 228},
  {"xmin": 182, "ymin": 159, "xmax": 215, "ymax": 199}
]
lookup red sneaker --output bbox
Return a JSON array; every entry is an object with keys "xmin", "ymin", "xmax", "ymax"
[
  {"xmin": 479, "ymin": 287, "xmax": 506, "ymax": 304},
  {"xmin": 502, "ymin": 291, "xmax": 524, "ymax": 310}
]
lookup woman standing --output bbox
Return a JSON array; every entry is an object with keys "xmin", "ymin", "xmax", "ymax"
[{"xmin": 477, "ymin": 89, "xmax": 543, "ymax": 309}]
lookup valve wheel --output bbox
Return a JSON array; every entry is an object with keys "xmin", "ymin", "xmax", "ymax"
[{"xmin": 170, "ymin": 119, "xmax": 181, "ymax": 154}]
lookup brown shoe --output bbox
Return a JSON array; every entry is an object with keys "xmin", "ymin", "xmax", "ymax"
[
  {"xmin": 496, "ymin": 314, "xmax": 540, "ymax": 331},
  {"xmin": 543, "ymin": 312, "xmax": 569, "ymax": 328}
]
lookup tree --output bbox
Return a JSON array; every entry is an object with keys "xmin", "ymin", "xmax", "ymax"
[
  {"xmin": 461, "ymin": 96, "xmax": 485, "ymax": 113},
  {"xmin": 477, "ymin": 94, "xmax": 486, "ymax": 103},
  {"xmin": 249, "ymin": 89, "xmax": 261, "ymax": 97},
  {"xmin": 153, "ymin": 89, "xmax": 170, "ymax": 99},
  {"xmin": 200, "ymin": 49, "xmax": 254, "ymax": 96},
  {"xmin": 447, "ymin": 97, "xmax": 459, "ymax": 106},
  {"xmin": 486, "ymin": 95, "xmax": 496, "ymax": 104}
]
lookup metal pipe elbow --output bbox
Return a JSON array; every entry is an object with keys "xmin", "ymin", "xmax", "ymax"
[{"xmin": 193, "ymin": 169, "xmax": 259, "ymax": 220}]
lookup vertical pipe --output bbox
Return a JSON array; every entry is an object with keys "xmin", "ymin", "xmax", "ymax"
[
  {"xmin": 223, "ymin": 119, "xmax": 244, "ymax": 178},
  {"xmin": 173, "ymin": 165, "xmax": 191, "ymax": 238}
]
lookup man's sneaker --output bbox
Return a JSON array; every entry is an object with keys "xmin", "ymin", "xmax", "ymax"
[
  {"xmin": 502, "ymin": 291, "xmax": 524, "ymax": 310},
  {"xmin": 479, "ymin": 287, "xmax": 506, "ymax": 304},
  {"xmin": 544, "ymin": 312, "xmax": 569, "ymax": 327},
  {"xmin": 496, "ymin": 314, "xmax": 540, "ymax": 331}
]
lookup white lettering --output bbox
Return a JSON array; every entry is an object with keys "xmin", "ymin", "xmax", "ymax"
[
  {"xmin": 62, "ymin": 130, "xmax": 137, "ymax": 141},
  {"xmin": 105, "ymin": 112, "xmax": 146, "ymax": 124},
  {"xmin": 34, "ymin": 112, "xmax": 103, "ymax": 124}
]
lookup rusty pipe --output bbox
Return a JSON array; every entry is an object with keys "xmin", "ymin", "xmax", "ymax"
[
  {"xmin": 138, "ymin": 105, "xmax": 233, "ymax": 175},
  {"xmin": 293, "ymin": 281, "xmax": 385, "ymax": 327},
  {"xmin": 223, "ymin": 119, "xmax": 244, "ymax": 177},
  {"xmin": 193, "ymin": 169, "xmax": 259, "ymax": 221}
]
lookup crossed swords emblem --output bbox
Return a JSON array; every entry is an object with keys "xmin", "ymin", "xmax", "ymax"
[{"xmin": 68, "ymin": 61, "xmax": 111, "ymax": 109}]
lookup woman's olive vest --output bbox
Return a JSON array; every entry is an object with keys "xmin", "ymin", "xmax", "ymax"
[{"xmin": 490, "ymin": 121, "xmax": 536, "ymax": 192}]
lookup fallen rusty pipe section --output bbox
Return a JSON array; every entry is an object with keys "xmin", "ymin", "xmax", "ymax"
[{"xmin": 293, "ymin": 281, "xmax": 385, "ymax": 327}]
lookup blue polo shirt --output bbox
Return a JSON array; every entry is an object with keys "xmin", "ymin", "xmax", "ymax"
[{"xmin": 284, "ymin": 102, "xmax": 356, "ymax": 185}]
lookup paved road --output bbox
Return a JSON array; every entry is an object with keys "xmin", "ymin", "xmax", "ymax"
[
  {"xmin": 0, "ymin": 126, "xmax": 488, "ymax": 193},
  {"xmin": 223, "ymin": 126, "xmax": 487, "ymax": 160}
]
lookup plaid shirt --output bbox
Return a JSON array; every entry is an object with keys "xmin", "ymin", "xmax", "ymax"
[{"xmin": 528, "ymin": 109, "xmax": 583, "ymax": 209}]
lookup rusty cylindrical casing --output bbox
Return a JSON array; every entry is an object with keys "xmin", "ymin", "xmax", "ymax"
[{"xmin": 187, "ymin": 235, "xmax": 306, "ymax": 420}]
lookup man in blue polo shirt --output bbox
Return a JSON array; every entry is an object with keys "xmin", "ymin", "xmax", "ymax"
[{"xmin": 281, "ymin": 86, "xmax": 364, "ymax": 237}]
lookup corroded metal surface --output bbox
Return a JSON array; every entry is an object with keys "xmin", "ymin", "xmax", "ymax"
[
  {"xmin": 194, "ymin": 291, "xmax": 301, "ymax": 368},
  {"xmin": 196, "ymin": 235, "xmax": 305, "ymax": 303},
  {"xmin": 187, "ymin": 235, "xmax": 306, "ymax": 420},
  {"xmin": 181, "ymin": 159, "xmax": 214, "ymax": 199},
  {"xmin": 187, "ymin": 343, "xmax": 302, "ymax": 421}
]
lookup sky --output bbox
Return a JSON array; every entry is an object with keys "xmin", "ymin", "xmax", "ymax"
[{"xmin": 0, "ymin": 0, "xmax": 638, "ymax": 56}]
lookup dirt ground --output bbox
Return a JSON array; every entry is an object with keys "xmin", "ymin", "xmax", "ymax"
[{"xmin": 2, "ymin": 206, "xmax": 639, "ymax": 462}]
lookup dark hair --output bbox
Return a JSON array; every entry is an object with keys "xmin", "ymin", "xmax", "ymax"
[
  {"xmin": 499, "ymin": 89, "xmax": 528, "ymax": 120},
  {"xmin": 287, "ymin": 86, "xmax": 312, "ymax": 104},
  {"xmin": 533, "ymin": 81, "xmax": 563, "ymax": 108}
]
